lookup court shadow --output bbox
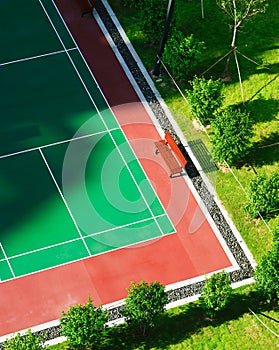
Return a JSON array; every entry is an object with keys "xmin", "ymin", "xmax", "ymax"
[{"xmin": 1, "ymin": 124, "xmax": 41, "ymax": 145}]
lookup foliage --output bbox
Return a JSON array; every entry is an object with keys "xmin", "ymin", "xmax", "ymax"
[
  {"xmin": 60, "ymin": 297, "xmax": 109, "ymax": 349},
  {"xmin": 187, "ymin": 76, "xmax": 224, "ymax": 126},
  {"xmin": 211, "ymin": 106, "xmax": 253, "ymax": 166},
  {"xmin": 124, "ymin": 280, "xmax": 168, "ymax": 336},
  {"xmin": 200, "ymin": 270, "xmax": 233, "ymax": 317},
  {"xmin": 123, "ymin": 0, "xmax": 169, "ymax": 41},
  {"xmin": 141, "ymin": 0, "xmax": 170, "ymax": 41},
  {"xmin": 3, "ymin": 329, "xmax": 45, "ymax": 350},
  {"xmin": 162, "ymin": 30, "xmax": 206, "ymax": 80},
  {"xmin": 122, "ymin": 0, "xmax": 142, "ymax": 9},
  {"xmin": 216, "ymin": 0, "xmax": 268, "ymax": 24},
  {"xmin": 245, "ymin": 171, "xmax": 279, "ymax": 218},
  {"xmin": 254, "ymin": 224, "xmax": 279, "ymax": 303}
]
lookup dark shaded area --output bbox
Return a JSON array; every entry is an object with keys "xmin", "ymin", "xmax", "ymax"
[
  {"xmin": 188, "ymin": 139, "xmax": 217, "ymax": 173},
  {"xmin": 250, "ymin": 132, "xmax": 279, "ymax": 168},
  {"xmin": 246, "ymin": 97, "xmax": 279, "ymax": 123}
]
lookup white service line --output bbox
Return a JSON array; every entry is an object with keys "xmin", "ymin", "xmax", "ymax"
[
  {"xmin": 0, "ymin": 48, "xmax": 76, "ymax": 67},
  {"xmin": 0, "ymin": 243, "xmax": 15, "ymax": 278},
  {"xmin": 38, "ymin": 148, "xmax": 92, "ymax": 257}
]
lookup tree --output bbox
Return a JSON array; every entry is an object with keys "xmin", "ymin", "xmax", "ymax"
[
  {"xmin": 200, "ymin": 270, "xmax": 232, "ymax": 317},
  {"xmin": 216, "ymin": 0, "xmax": 268, "ymax": 76},
  {"xmin": 123, "ymin": 0, "xmax": 169, "ymax": 42},
  {"xmin": 245, "ymin": 172, "xmax": 279, "ymax": 218},
  {"xmin": 124, "ymin": 280, "xmax": 168, "ymax": 336},
  {"xmin": 3, "ymin": 329, "xmax": 45, "ymax": 350},
  {"xmin": 254, "ymin": 225, "xmax": 279, "ymax": 303},
  {"xmin": 187, "ymin": 76, "xmax": 224, "ymax": 126},
  {"xmin": 211, "ymin": 106, "xmax": 253, "ymax": 166},
  {"xmin": 60, "ymin": 297, "xmax": 109, "ymax": 349},
  {"xmin": 162, "ymin": 29, "xmax": 206, "ymax": 80},
  {"xmin": 122, "ymin": 0, "xmax": 141, "ymax": 8}
]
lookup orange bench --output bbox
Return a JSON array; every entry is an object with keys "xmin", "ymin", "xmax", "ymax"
[{"xmin": 154, "ymin": 131, "xmax": 187, "ymax": 178}]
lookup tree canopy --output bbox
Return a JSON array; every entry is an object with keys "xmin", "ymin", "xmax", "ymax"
[
  {"xmin": 200, "ymin": 270, "xmax": 232, "ymax": 317},
  {"xmin": 124, "ymin": 280, "xmax": 168, "ymax": 336},
  {"xmin": 60, "ymin": 297, "xmax": 108, "ymax": 349},
  {"xmin": 254, "ymin": 224, "xmax": 279, "ymax": 303}
]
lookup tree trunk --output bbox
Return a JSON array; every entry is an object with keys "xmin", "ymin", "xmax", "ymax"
[
  {"xmin": 222, "ymin": 0, "xmax": 239, "ymax": 79},
  {"xmin": 222, "ymin": 21, "xmax": 238, "ymax": 79}
]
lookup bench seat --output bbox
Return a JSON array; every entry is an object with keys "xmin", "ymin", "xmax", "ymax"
[{"xmin": 154, "ymin": 141, "xmax": 183, "ymax": 177}]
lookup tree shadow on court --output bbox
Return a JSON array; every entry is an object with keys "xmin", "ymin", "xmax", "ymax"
[{"xmin": 103, "ymin": 286, "xmax": 278, "ymax": 349}]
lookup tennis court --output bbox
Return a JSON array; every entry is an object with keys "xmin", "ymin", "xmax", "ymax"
[
  {"xmin": 0, "ymin": 0, "xmax": 174, "ymax": 282},
  {"xmin": 0, "ymin": 0, "xmax": 245, "ymax": 338}
]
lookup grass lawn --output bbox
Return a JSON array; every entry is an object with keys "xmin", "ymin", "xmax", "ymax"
[
  {"xmin": 49, "ymin": 1, "xmax": 279, "ymax": 348},
  {"xmin": 49, "ymin": 286, "xmax": 279, "ymax": 349}
]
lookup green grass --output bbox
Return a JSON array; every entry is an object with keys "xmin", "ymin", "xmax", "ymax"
[
  {"xmin": 48, "ymin": 1, "xmax": 279, "ymax": 349},
  {"xmin": 49, "ymin": 286, "xmax": 279, "ymax": 350}
]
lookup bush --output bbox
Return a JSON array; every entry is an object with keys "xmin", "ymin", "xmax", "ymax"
[
  {"xmin": 141, "ymin": 0, "xmax": 169, "ymax": 41},
  {"xmin": 211, "ymin": 106, "xmax": 253, "ymax": 166},
  {"xmin": 122, "ymin": 0, "xmax": 142, "ymax": 9},
  {"xmin": 123, "ymin": 0, "xmax": 169, "ymax": 41},
  {"xmin": 124, "ymin": 280, "xmax": 168, "ymax": 336},
  {"xmin": 187, "ymin": 76, "xmax": 224, "ymax": 126},
  {"xmin": 60, "ymin": 297, "xmax": 108, "ymax": 349},
  {"xmin": 254, "ymin": 224, "xmax": 279, "ymax": 303},
  {"xmin": 245, "ymin": 171, "xmax": 279, "ymax": 218},
  {"xmin": 163, "ymin": 30, "xmax": 206, "ymax": 80},
  {"xmin": 3, "ymin": 329, "xmax": 45, "ymax": 350},
  {"xmin": 200, "ymin": 271, "xmax": 232, "ymax": 317}
]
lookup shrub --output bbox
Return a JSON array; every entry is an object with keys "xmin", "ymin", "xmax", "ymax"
[
  {"xmin": 200, "ymin": 270, "xmax": 232, "ymax": 317},
  {"xmin": 122, "ymin": 0, "xmax": 142, "ymax": 9},
  {"xmin": 140, "ymin": 0, "xmax": 169, "ymax": 41},
  {"xmin": 211, "ymin": 106, "xmax": 253, "ymax": 166},
  {"xmin": 60, "ymin": 297, "xmax": 108, "ymax": 349},
  {"xmin": 245, "ymin": 171, "xmax": 279, "ymax": 218},
  {"xmin": 3, "ymin": 329, "xmax": 45, "ymax": 350},
  {"xmin": 254, "ymin": 224, "xmax": 279, "ymax": 303},
  {"xmin": 124, "ymin": 280, "xmax": 168, "ymax": 336},
  {"xmin": 123, "ymin": 0, "xmax": 169, "ymax": 41},
  {"xmin": 187, "ymin": 76, "xmax": 224, "ymax": 126},
  {"xmin": 163, "ymin": 30, "xmax": 206, "ymax": 80}
]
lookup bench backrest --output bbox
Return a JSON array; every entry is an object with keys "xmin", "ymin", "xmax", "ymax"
[{"xmin": 165, "ymin": 131, "xmax": 187, "ymax": 167}]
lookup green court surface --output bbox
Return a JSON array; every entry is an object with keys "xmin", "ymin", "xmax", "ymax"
[{"xmin": 0, "ymin": 0, "xmax": 175, "ymax": 282}]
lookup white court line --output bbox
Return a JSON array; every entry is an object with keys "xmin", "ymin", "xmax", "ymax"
[
  {"xmin": 0, "ymin": 243, "xmax": 15, "ymax": 278},
  {"xmin": 84, "ymin": 213, "xmax": 173, "ymax": 239},
  {"xmin": 40, "ymin": 0, "xmax": 175, "ymax": 236},
  {"xmin": 38, "ymin": 148, "xmax": 92, "ymax": 257},
  {"xmin": 0, "ymin": 48, "xmax": 76, "ymax": 67},
  {"xmin": 2, "ymin": 213, "xmax": 170, "ymax": 262},
  {"xmin": 0, "ymin": 128, "xmax": 119, "ymax": 160},
  {"xmin": 1, "ymin": 230, "xmax": 176, "ymax": 285},
  {"xmin": 4, "ymin": 236, "xmax": 82, "ymax": 261}
]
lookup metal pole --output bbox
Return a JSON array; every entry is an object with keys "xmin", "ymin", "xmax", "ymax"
[
  {"xmin": 152, "ymin": 0, "xmax": 176, "ymax": 79},
  {"xmin": 201, "ymin": 0, "xmax": 204, "ymax": 19}
]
